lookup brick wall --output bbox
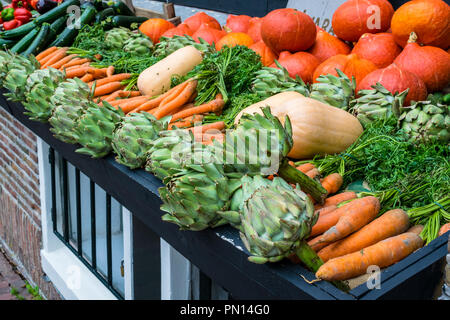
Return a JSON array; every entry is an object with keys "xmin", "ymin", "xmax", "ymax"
[{"xmin": 0, "ymin": 107, "xmax": 60, "ymax": 300}]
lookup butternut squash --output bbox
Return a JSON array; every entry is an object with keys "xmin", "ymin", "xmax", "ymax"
[
  {"xmin": 137, "ymin": 46, "xmax": 203, "ymax": 96},
  {"xmin": 235, "ymin": 95, "xmax": 363, "ymax": 159}
]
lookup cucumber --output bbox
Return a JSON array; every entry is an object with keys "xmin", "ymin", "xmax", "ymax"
[
  {"xmin": 10, "ymin": 27, "xmax": 41, "ymax": 53},
  {"xmin": 95, "ymin": 7, "xmax": 115, "ymax": 23},
  {"xmin": 33, "ymin": 0, "xmax": 80, "ymax": 25},
  {"xmin": 103, "ymin": 15, "xmax": 148, "ymax": 30},
  {"xmin": 0, "ymin": 22, "xmax": 38, "ymax": 40},
  {"xmin": 49, "ymin": 5, "xmax": 97, "ymax": 47},
  {"xmin": 0, "ymin": 38, "xmax": 17, "ymax": 49},
  {"xmin": 22, "ymin": 23, "xmax": 52, "ymax": 56}
]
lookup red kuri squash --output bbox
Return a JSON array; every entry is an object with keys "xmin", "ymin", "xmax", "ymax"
[
  {"xmin": 183, "ymin": 12, "xmax": 221, "ymax": 32},
  {"xmin": 225, "ymin": 14, "xmax": 252, "ymax": 33},
  {"xmin": 160, "ymin": 23, "xmax": 193, "ymax": 38},
  {"xmin": 332, "ymin": 0, "xmax": 394, "ymax": 42},
  {"xmin": 357, "ymin": 63, "xmax": 428, "ymax": 106},
  {"xmin": 308, "ymin": 27, "xmax": 351, "ymax": 62},
  {"xmin": 261, "ymin": 8, "xmax": 317, "ymax": 53},
  {"xmin": 394, "ymin": 33, "xmax": 450, "ymax": 92},
  {"xmin": 249, "ymin": 41, "xmax": 277, "ymax": 66},
  {"xmin": 247, "ymin": 17, "xmax": 262, "ymax": 43},
  {"xmin": 352, "ymin": 33, "xmax": 401, "ymax": 68},
  {"xmin": 215, "ymin": 32, "xmax": 254, "ymax": 51},
  {"xmin": 270, "ymin": 52, "xmax": 320, "ymax": 84},
  {"xmin": 192, "ymin": 25, "xmax": 226, "ymax": 45},
  {"xmin": 139, "ymin": 18, "xmax": 175, "ymax": 44}
]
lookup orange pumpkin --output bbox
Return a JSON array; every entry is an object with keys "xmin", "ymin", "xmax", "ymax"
[
  {"xmin": 357, "ymin": 63, "xmax": 428, "ymax": 106},
  {"xmin": 270, "ymin": 52, "xmax": 320, "ymax": 84},
  {"xmin": 308, "ymin": 27, "xmax": 351, "ymax": 63},
  {"xmin": 183, "ymin": 12, "xmax": 221, "ymax": 32},
  {"xmin": 313, "ymin": 54, "xmax": 378, "ymax": 85},
  {"xmin": 249, "ymin": 41, "xmax": 277, "ymax": 66},
  {"xmin": 247, "ymin": 17, "xmax": 262, "ymax": 43},
  {"xmin": 394, "ymin": 33, "xmax": 450, "ymax": 92},
  {"xmin": 192, "ymin": 25, "xmax": 226, "ymax": 45},
  {"xmin": 160, "ymin": 23, "xmax": 193, "ymax": 38},
  {"xmin": 261, "ymin": 8, "xmax": 317, "ymax": 53},
  {"xmin": 332, "ymin": 0, "xmax": 394, "ymax": 42},
  {"xmin": 215, "ymin": 32, "xmax": 254, "ymax": 51},
  {"xmin": 391, "ymin": 0, "xmax": 450, "ymax": 49},
  {"xmin": 225, "ymin": 14, "xmax": 252, "ymax": 33},
  {"xmin": 139, "ymin": 18, "xmax": 175, "ymax": 44},
  {"xmin": 352, "ymin": 33, "xmax": 401, "ymax": 68}
]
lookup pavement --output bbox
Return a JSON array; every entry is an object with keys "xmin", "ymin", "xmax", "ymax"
[{"xmin": 0, "ymin": 247, "xmax": 34, "ymax": 300}]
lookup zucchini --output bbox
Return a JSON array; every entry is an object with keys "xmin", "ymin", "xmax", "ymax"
[
  {"xmin": 10, "ymin": 27, "xmax": 41, "ymax": 53},
  {"xmin": 106, "ymin": 0, "xmax": 135, "ymax": 16},
  {"xmin": 95, "ymin": 7, "xmax": 115, "ymax": 23},
  {"xmin": 33, "ymin": 0, "xmax": 80, "ymax": 25},
  {"xmin": 444, "ymin": 93, "xmax": 450, "ymax": 104},
  {"xmin": 22, "ymin": 23, "xmax": 52, "ymax": 56},
  {"xmin": 49, "ymin": 15, "xmax": 68, "ymax": 37},
  {"xmin": 0, "ymin": 38, "xmax": 17, "ymax": 49},
  {"xmin": 49, "ymin": 5, "xmax": 97, "ymax": 47},
  {"xmin": 0, "ymin": 22, "xmax": 38, "ymax": 40},
  {"xmin": 103, "ymin": 15, "xmax": 148, "ymax": 30}
]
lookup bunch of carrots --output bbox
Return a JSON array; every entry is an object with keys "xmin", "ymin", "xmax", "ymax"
[{"xmin": 283, "ymin": 162, "xmax": 425, "ymax": 283}]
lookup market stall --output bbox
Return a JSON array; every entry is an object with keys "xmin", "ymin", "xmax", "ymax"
[{"xmin": 0, "ymin": 0, "xmax": 448, "ymax": 300}]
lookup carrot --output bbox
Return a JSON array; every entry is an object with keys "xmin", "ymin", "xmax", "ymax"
[
  {"xmin": 103, "ymin": 91, "xmax": 121, "ymax": 102},
  {"xmin": 41, "ymin": 47, "xmax": 68, "ymax": 69},
  {"xmin": 88, "ymin": 67, "xmax": 109, "ymax": 79},
  {"xmin": 80, "ymin": 73, "xmax": 94, "ymax": 83},
  {"xmin": 439, "ymin": 223, "xmax": 450, "ymax": 237},
  {"xmin": 407, "ymin": 225, "xmax": 424, "ymax": 235},
  {"xmin": 65, "ymin": 66, "xmax": 90, "ymax": 79},
  {"xmin": 89, "ymin": 73, "xmax": 131, "ymax": 88},
  {"xmin": 116, "ymin": 96, "xmax": 150, "ymax": 113},
  {"xmin": 94, "ymin": 81, "xmax": 124, "ymax": 97},
  {"xmin": 170, "ymin": 98, "xmax": 225, "ymax": 122},
  {"xmin": 297, "ymin": 163, "xmax": 315, "ymax": 173},
  {"xmin": 169, "ymin": 115, "xmax": 204, "ymax": 129},
  {"xmin": 60, "ymin": 58, "xmax": 90, "ymax": 70},
  {"xmin": 153, "ymin": 80, "xmax": 198, "ymax": 119},
  {"xmin": 109, "ymin": 95, "xmax": 148, "ymax": 106},
  {"xmin": 317, "ymin": 196, "xmax": 380, "ymax": 244},
  {"xmin": 187, "ymin": 121, "xmax": 225, "ymax": 134},
  {"xmin": 48, "ymin": 54, "xmax": 77, "ymax": 69},
  {"xmin": 36, "ymin": 46, "xmax": 58, "ymax": 62},
  {"xmin": 315, "ymin": 205, "xmax": 338, "ymax": 219},
  {"xmin": 201, "ymin": 134, "xmax": 225, "ymax": 145},
  {"xmin": 315, "ymin": 232, "xmax": 424, "ymax": 281},
  {"xmin": 314, "ymin": 191, "xmax": 357, "ymax": 211},
  {"xmin": 308, "ymin": 235, "xmax": 329, "ymax": 252},
  {"xmin": 305, "ymin": 168, "xmax": 320, "ymax": 179},
  {"xmin": 118, "ymin": 91, "xmax": 141, "ymax": 98},
  {"xmin": 106, "ymin": 65, "xmax": 115, "ymax": 77},
  {"xmin": 321, "ymin": 173, "xmax": 343, "ymax": 195},
  {"xmin": 94, "ymin": 54, "xmax": 102, "ymax": 60},
  {"xmin": 318, "ymin": 209, "xmax": 410, "ymax": 262}
]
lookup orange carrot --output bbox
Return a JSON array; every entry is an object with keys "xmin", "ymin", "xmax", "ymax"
[
  {"xmin": 305, "ymin": 168, "xmax": 320, "ymax": 179},
  {"xmin": 316, "ymin": 232, "xmax": 424, "ymax": 281},
  {"xmin": 308, "ymin": 235, "xmax": 329, "ymax": 252},
  {"xmin": 109, "ymin": 95, "xmax": 148, "ymax": 106},
  {"xmin": 314, "ymin": 191, "xmax": 357, "ymax": 210},
  {"xmin": 80, "ymin": 73, "xmax": 94, "ymax": 83},
  {"xmin": 321, "ymin": 173, "xmax": 343, "ymax": 195},
  {"xmin": 153, "ymin": 80, "xmax": 198, "ymax": 119},
  {"xmin": 65, "ymin": 66, "xmax": 90, "ymax": 79},
  {"xmin": 439, "ymin": 223, "xmax": 450, "ymax": 237},
  {"xmin": 315, "ymin": 205, "xmax": 338, "ymax": 219},
  {"xmin": 88, "ymin": 67, "xmax": 109, "ymax": 79},
  {"xmin": 297, "ymin": 163, "xmax": 315, "ymax": 173},
  {"xmin": 169, "ymin": 115, "xmax": 204, "ymax": 129},
  {"xmin": 103, "ymin": 91, "xmax": 121, "ymax": 102},
  {"xmin": 94, "ymin": 54, "xmax": 102, "ymax": 60},
  {"xmin": 36, "ymin": 46, "xmax": 58, "ymax": 62},
  {"xmin": 106, "ymin": 65, "xmax": 115, "ymax": 77},
  {"xmin": 48, "ymin": 54, "xmax": 77, "ymax": 69},
  {"xmin": 94, "ymin": 82, "xmax": 124, "ymax": 97},
  {"xmin": 407, "ymin": 225, "xmax": 424, "ymax": 235},
  {"xmin": 41, "ymin": 47, "xmax": 68, "ymax": 69},
  {"xmin": 88, "ymin": 73, "xmax": 131, "ymax": 88},
  {"xmin": 318, "ymin": 209, "xmax": 410, "ymax": 262},
  {"xmin": 159, "ymin": 81, "xmax": 191, "ymax": 106},
  {"xmin": 60, "ymin": 58, "xmax": 90, "ymax": 70},
  {"xmin": 317, "ymin": 196, "xmax": 380, "ymax": 244},
  {"xmin": 201, "ymin": 133, "xmax": 225, "ymax": 145},
  {"xmin": 170, "ymin": 98, "xmax": 225, "ymax": 122},
  {"xmin": 116, "ymin": 96, "xmax": 150, "ymax": 113},
  {"xmin": 187, "ymin": 121, "xmax": 225, "ymax": 134},
  {"xmin": 118, "ymin": 91, "xmax": 141, "ymax": 98}
]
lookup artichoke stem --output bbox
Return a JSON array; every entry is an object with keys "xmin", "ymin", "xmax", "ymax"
[{"xmin": 278, "ymin": 159, "xmax": 327, "ymax": 204}]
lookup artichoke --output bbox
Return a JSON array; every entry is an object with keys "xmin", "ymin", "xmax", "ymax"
[
  {"xmin": 310, "ymin": 69, "xmax": 356, "ymax": 110},
  {"xmin": 0, "ymin": 51, "xmax": 13, "ymax": 85},
  {"xmin": 153, "ymin": 35, "xmax": 214, "ymax": 58},
  {"xmin": 74, "ymin": 101, "xmax": 125, "ymax": 158},
  {"xmin": 104, "ymin": 27, "xmax": 132, "ymax": 49},
  {"xmin": 251, "ymin": 61, "xmax": 310, "ymax": 99},
  {"xmin": 112, "ymin": 112, "xmax": 170, "ymax": 169},
  {"xmin": 397, "ymin": 98, "xmax": 449, "ymax": 144},
  {"xmin": 160, "ymin": 162, "xmax": 241, "ymax": 231},
  {"xmin": 23, "ymin": 68, "xmax": 66, "ymax": 122},
  {"xmin": 3, "ymin": 53, "xmax": 40, "ymax": 102},
  {"xmin": 123, "ymin": 34, "xmax": 153, "ymax": 55}
]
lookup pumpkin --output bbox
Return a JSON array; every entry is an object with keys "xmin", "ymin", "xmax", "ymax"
[
  {"xmin": 215, "ymin": 32, "xmax": 254, "ymax": 51},
  {"xmin": 225, "ymin": 14, "xmax": 252, "ymax": 33},
  {"xmin": 160, "ymin": 23, "xmax": 193, "ymax": 38},
  {"xmin": 394, "ymin": 33, "xmax": 450, "ymax": 92},
  {"xmin": 332, "ymin": 0, "xmax": 394, "ymax": 42},
  {"xmin": 261, "ymin": 8, "xmax": 317, "ymax": 53},
  {"xmin": 138, "ymin": 46, "xmax": 203, "ymax": 97},
  {"xmin": 308, "ymin": 27, "xmax": 351, "ymax": 63},
  {"xmin": 357, "ymin": 63, "xmax": 428, "ymax": 106},
  {"xmin": 270, "ymin": 51, "xmax": 320, "ymax": 84},
  {"xmin": 313, "ymin": 53, "xmax": 378, "ymax": 85},
  {"xmin": 351, "ymin": 33, "xmax": 401, "ymax": 68},
  {"xmin": 192, "ymin": 25, "xmax": 226, "ymax": 45},
  {"xmin": 235, "ymin": 93, "xmax": 363, "ymax": 159},
  {"xmin": 249, "ymin": 41, "xmax": 278, "ymax": 66},
  {"xmin": 139, "ymin": 18, "xmax": 175, "ymax": 44},
  {"xmin": 247, "ymin": 17, "xmax": 262, "ymax": 42},
  {"xmin": 391, "ymin": 0, "xmax": 450, "ymax": 49},
  {"xmin": 183, "ymin": 12, "xmax": 221, "ymax": 32}
]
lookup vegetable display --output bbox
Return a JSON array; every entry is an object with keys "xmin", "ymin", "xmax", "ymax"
[{"xmin": 0, "ymin": 0, "xmax": 449, "ymax": 291}]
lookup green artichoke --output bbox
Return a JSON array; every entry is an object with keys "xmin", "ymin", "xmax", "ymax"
[
  {"xmin": 123, "ymin": 34, "xmax": 153, "ymax": 55},
  {"xmin": 153, "ymin": 35, "xmax": 214, "ymax": 58},
  {"xmin": 104, "ymin": 27, "xmax": 132, "ymax": 49},
  {"xmin": 3, "ymin": 53, "xmax": 40, "ymax": 102}
]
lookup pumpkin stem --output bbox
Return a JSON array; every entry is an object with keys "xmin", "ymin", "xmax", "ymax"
[{"xmin": 408, "ymin": 32, "xmax": 418, "ymax": 44}]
